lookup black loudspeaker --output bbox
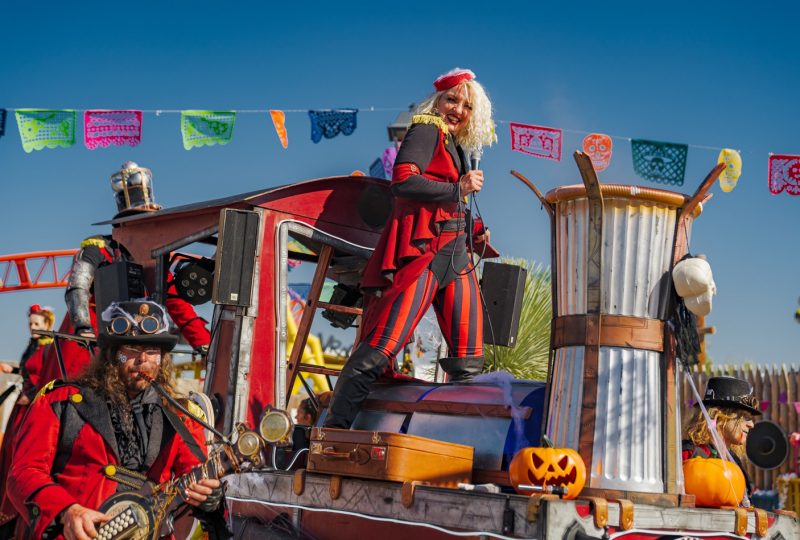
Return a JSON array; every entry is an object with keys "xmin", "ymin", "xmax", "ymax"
[
  {"xmin": 213, "ymin": 209, "xmax": 260, "ymax": 307},
  {"xmin": 95, "ymin": 261, "xmax": 146, "ymax": 319},
  {"xmin": 481, "ymin": 262, "xmax": 527, "ymax": 347},
  {"xmin": 746, "ymin": 420, "xmax": 789, "ymax": 470}
]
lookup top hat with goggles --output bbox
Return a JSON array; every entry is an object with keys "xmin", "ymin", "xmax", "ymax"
[
  {"xmin": 701, "ymin": 376, "xmax": 761, "ymax": 417},
  {"xmin": 98, "ymin": 300, "xmax": 179, "ymax": 351}
]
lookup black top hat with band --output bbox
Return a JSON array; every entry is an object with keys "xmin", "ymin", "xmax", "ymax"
[
  {"xmin": 701, "ymin": 376, "xmax": 761, "ymax": 416},
  {"xmin": 98, "ymin": 300, "xmax": 178, "ymax": 351}
]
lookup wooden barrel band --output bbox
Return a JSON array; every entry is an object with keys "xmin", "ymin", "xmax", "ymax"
[{"xmin": 552, "ymin": 314, "xmax": 664, "ymax": 353}]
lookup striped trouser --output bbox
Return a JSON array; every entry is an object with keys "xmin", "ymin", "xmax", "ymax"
[{"xmin": 365, "ymin": 264, "xmax": 484, "ymax": 360}]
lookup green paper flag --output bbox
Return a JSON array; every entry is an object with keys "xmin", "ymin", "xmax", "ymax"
[
  {"xmin": 15, "ymin": 109, "xmax": 76, "ymax": 153},
  {"xmin": 631, "ymin": 139, "xmax": 688, "ymax": 186},
  {"xmin": 180, "ymin": 110, "xmax": 236, "ymax": 150}
]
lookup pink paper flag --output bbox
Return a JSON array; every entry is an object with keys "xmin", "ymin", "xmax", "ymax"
[
  {"xmin": 84, "ymin": 110, "xmax": 142, "ymax": 150},
  {"xmin": 760, "ymin": 400, "xmax": 770, "ymax": 412},
  {"xmin": 510, "ymin": 122, "xmax": 562, "ymax": 161},
  {"xmin": 768, "ymin": 154, "xmax": 800, "ymax": 195},
  {"xmin": 795, "ymin": 402, "xmax": 800, "ymax": 415}
]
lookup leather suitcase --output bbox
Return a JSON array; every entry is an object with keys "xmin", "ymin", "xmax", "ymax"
[{"xmin": 307, "ymin": 428, "xmax": 473, "ymax": 486}]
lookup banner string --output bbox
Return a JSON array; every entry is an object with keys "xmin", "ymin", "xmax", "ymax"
[{"xmin": 0, "ymin": 106, "xmax": 744, "ymax": 154}]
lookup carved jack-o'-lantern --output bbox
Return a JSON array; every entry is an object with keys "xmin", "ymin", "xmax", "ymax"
[
  {"xmin": 508, "ymin": 447, "xmax": 586, "ymax": 499},
  {"xmin": 582, "ymin": 133, "xmax": 613, "ymax": 172},
  {"xmin": 683, "ymin": 457, "xmax": 745, "ymax": 507}
]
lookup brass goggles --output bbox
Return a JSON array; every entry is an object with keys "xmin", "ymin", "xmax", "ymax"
[{"xmin": 108, "ymin": 315, "xmax": 162, "ymax": 336}]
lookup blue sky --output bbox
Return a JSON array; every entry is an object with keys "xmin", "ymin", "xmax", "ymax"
[{"xmin": 1, "ymin": 1, "xmax": 798, "ymax": 367}]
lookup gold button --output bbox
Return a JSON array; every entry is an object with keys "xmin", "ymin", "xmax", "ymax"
[
  {"xmin": 105, "ymin": 465, "xmax": 117, "ymax": 476},
  {"xmin": 71, "ymin": 394, "xmax": 83, "ymax": 403}
]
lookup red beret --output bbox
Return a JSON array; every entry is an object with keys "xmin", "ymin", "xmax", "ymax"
[{"xmin": 433, "ymin": 68, "xmax": 476, "ymax": 92}]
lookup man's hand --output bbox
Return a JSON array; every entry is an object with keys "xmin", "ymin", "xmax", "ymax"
[
  {"xmin": 459, "ymin": 170, "xmax": 484, "ymax": 196},
  {"xmin": 0, "ymin": 362, "xmax": 14, "ymax": 374},
  {"xmin": 60, "ymin": 504, "xmax": 111, "ymax": 540},
  {"xmin": 184, "ymin": 478, "xmax": 221, "ymax": 507}
]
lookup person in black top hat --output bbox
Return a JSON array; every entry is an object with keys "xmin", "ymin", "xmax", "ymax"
[
  {"xmin": 682, "ymin": 375, "xmax": 761, "ymax": 500},
  {"xmin": 8, "ymin": 300, "xmax": 221, "ymax": 540}
]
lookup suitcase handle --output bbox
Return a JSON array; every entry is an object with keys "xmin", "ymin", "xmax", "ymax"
[{"xmin": 322, "ymin": 446, "xmax": 370, "ymax": 465}]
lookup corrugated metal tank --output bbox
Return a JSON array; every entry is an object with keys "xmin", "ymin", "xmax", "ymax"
[{"xmin": 545, "ymin": 185, "xmax": 697, "ymax": 493}]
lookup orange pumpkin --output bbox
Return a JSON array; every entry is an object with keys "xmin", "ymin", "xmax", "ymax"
[
  {"xmin": 683, "ymin": 457, "xmax": 745, "ymax": 507},
  {"xmin": 508, "ymin": 447, "xmax": 586, "ymax": 500}
]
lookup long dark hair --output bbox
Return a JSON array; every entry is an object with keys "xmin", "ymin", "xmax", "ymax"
[{"xmin": 76, "ymin": 346, "xmax": 180, "ymax": 407}]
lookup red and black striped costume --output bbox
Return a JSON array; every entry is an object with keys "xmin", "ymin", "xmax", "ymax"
[{"xmin": 325, "ymin": 114, "xmax": 486, "ymax": 429}]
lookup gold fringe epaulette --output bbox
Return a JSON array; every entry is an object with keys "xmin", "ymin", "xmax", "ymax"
[
  {"xmin": 186, "ymin": 400, "xmax": 207, "ymax": 423},
  {"xmin": 80, "ymin": 237, "xmax": 107, "ymax": 249},
  {"xmin": 37, "ymin": 337, "xmax": 54, "ymax": 347},
  {"xmin": 411, "ymin": 114, "xmax": 448, "ymax": 135}
]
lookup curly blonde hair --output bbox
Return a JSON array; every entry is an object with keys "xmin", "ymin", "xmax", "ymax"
[
  {"xmin": 414, "ymin": 79, "xmax": 497, "ymax": 157},
  {"xmin": 684, "ymin": 406, "xmax": 748, "ymax": 457}
]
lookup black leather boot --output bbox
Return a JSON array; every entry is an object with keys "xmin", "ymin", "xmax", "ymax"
[
  {"xmin": 323, "ymin": 344, "xmax": 390, "ymax": 429},
  {"xmin": 439, "ymin": 355, "xmax": 485, "ymax": 383}
]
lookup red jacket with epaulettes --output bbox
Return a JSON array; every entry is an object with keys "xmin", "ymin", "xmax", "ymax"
[{"xmin": 8, "ymin": 381, "xmax": 206, "ymax": 539}]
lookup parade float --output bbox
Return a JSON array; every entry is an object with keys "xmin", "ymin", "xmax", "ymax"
[{"xmin": 23, "ymin": 149, "xmax": 782, "ymax": 539}]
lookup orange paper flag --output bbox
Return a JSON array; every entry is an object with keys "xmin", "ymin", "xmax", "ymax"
[{"xmin": 270, "ymin": 110, "xmax": 288, "ymax": 149}]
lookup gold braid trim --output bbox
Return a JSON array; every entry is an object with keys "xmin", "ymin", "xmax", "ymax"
[
  {"xmin": 37, "ymin": 337, "xmax": 54, "ymax": 346},
  {"xmin": 80, "ymin": 237, "xmax": 107, "ymax": 249},
  {"xmin": 411, "ymin": 114, "xmax": 448, "ymax": 136},
  {"xmin": 33, "ymin": 380, "xmax": 57, "ymax": 403}
]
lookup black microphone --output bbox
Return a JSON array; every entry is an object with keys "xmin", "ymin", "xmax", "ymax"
[{"xmin": 470, "ymin": 155, "xmax": 480, "ymax": 171}]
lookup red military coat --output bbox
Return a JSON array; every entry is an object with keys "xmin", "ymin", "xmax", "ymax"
[
  {"xmin": 0, "ymin": 339, "xmax": 50, "ymax": 526},
  {"xmin": 359, "ymin": 115, "xmax": 467, "ymax": 350},
  {"xmin": 9, "ymin": 382, "xmax": 206, "ymax": 539}
]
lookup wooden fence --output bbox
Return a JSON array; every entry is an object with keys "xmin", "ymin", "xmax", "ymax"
[{"xmin": 681, "ymin": 365, "xmax": 800, "ymax": 491}]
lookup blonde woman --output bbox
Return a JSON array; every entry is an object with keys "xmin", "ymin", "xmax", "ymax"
[
  {"xmin": 325, "ymin": 68, "xmax": 497, "ymax": 429},
  {"xmin": 682, "ymin": 376, "xmax": 760, "ymax": 499}
]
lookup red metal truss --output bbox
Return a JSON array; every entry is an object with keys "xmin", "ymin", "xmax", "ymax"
[{"xmin": 0, "ymin": 250, "xmax": 78, "ymax": 293}]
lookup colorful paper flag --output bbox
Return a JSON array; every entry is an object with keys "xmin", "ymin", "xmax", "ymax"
[
  {"xmin": 509, "ymin": 122, "xmax": 562, "ymax": 161},
  {"xmin": 779, "ymin": 391, "xmax": 788, "ymax": 405},
  {"xmin": 84, "ymin": 110, "xmax": 142, "ymax": 150},
  {"xmin": 795, "ymin": 402, "xmax": 800, "ymax": 415},
  {"xmin": 0, "ymin": 109, "xmax": 6, "ymax": 138},
  {"xmin": 381, "ymin": 146, "xmax": 398, "ymax": 179},
  {"xmin": 631, "ymin": 139, "xmax": 688, "ymax": 186},
  {"xmin": 270, "ymin": 110, "xmax": 288, "ymax": 148},
  {"xmin": 717, "ymin": 149, "xmax": 742, "ymax": 192},
  {"xmin": 180, "ymin": 110, "xmax": 236, "ymax": 150},
  {"xmin": 15, "ymin": 109, "xmax": 76, "ymax": 153},
  {"xmin": 760, "ymin": 400, "xmax": 770, "ymax": 412},
  {"xmin": 582, "ymin": 133, "xmax": 613, "ymax": 171},
  {"xmin": 768, "ymin": 154, "xmax": 800, "ymax": 196},
  {"xmin": 308, "ymin": 109, "xmax": 358, "ymax": 143}
]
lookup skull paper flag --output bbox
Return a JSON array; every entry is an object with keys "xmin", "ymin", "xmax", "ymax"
[
  {"xmin": 510, "ymin": 122, "xmax": 562, "ymax": 161},
  {"xmin": 717, "ymin": 149, "xmax": 742, "ymax": 193},
  {"xmin": 181, "ymin": 110, "xmax": 236, "ymax": 150},
  {"xmin": 631, "ymin": 139, "xmax": 688, "ymax": 186},
  {"xmin": 270, "ymin": 110, "xmax": 288, "ymax": 149},
  {"xmin": 768, "ymin": 154, "xmax": 800, "ymax": 196},
  {"xmin": 15, "ymin": 109, "xmax": 76, "ymax": 153},
  {"xmin": 582, "ymin": 133, "xmax": 613, "ymax": 171},
  {"xmin": 84, "ymin": 110, "xmax": 142, "ymax": 150}
]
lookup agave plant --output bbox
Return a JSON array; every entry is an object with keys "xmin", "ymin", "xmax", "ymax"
[{"xmin": 483, "ymin": 258, "xmax": 552, "ymax": 381}]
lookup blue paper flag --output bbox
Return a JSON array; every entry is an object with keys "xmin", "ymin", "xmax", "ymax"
[
  {"xmin": 0, "ymin": 109, "xmax": 6, "ymax": 138},
  {"xmin": 308, "ymin": 109, "xmax": 358, "ymax": 143}
]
